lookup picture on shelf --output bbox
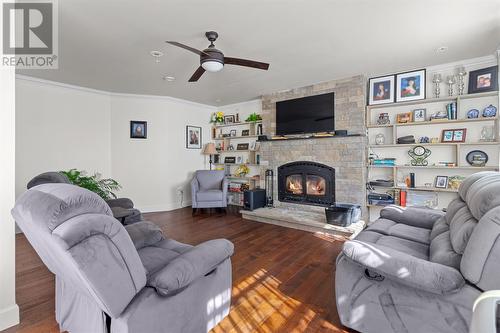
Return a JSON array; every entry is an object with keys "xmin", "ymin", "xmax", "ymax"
[
  {"xmin": 468, "ymin": 66, "xmax": 498, "ymax": 94},
  {"xmin": 236, "ymin": 143, "xmax": 249, "ymax": 150},
  {"xmin": 130, "ymin": 121, "xmax": 147, "ymax": 139},
  {"xmin": 224, "ymin": 115, "xmax": 235, "ymax": 124},
  {"xmin": 241, "ymin": 129, "xmax": 250, "ymax": 136},
  {"xmin": 441, "ymin": 128, "xmax": 466, "ymax": 143},
  {"xmin": 236, "ymin": 156, "xmax": 243, "ymax": 164},
  {"xmin": 413, "ymin": 108, "xmax": 426, "ymax": 122},
  {"xmin": 396, "ymin": 112, "xmax": 412, "ymax": 123},
  {"xmin": 368, "ymin": 75, "xmax": 395, "ymax": 105},
  {"xmin": 186, "ymin": 125, "xmax": 202, "ymax": 149},
  {"xmin": 224, "ymin": 156, "xmax": 236, "ymax": 164},
  {"xmin": 227, "ymin": 144, "xmax": 234, "ymax": 151},
  {"xmin": 230, "ymin": 129, "xmax": 237, "ymax": 137},
  {"xmin": 396, "ymin": 69, "xmax": 426, "ymax": 102},
  {"xmin": 435, "ymin": 176, "xmax": 449, "ymax": 189}
]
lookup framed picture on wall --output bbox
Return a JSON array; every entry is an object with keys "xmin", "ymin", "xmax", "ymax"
[
  {"xmin": 368, "ymin": 75, "xmax": 395, "ymax": 105},
  {"xmin": 186, "ymin": 125, "xmax": 202, "ymax": 149},
  {"xmin": 396, "ymin": 69, "xmax": 426, "ymax": 102},
  {"xmin": 130, "ymin": 121, "xmax": 147, "ymax": 139}
]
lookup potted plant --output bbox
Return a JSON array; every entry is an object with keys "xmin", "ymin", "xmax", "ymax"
[
  {"xmin": 245, "ymin": 113, "xmax": 262, "ymax": 122},
  {"xmin": 60, "ymin": 169, "xmax": 121, "ymax": 200},
  {"xmin": 210, "ymin": 111, "xmax": 225, "ymax": 124}
]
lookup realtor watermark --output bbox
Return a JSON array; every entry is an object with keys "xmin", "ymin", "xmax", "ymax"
[{"xmin": 1, "ymin": 0, "xmax": 58, "ymax": 68}]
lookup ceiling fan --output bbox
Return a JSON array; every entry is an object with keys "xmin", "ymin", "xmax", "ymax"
[{"xmin": 167, "ymin": 31, "xmax": 270, "ymax": 82}]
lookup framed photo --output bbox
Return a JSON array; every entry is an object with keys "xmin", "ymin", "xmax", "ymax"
[
  {"xmin": 435, "ymin": 176, "xmax": 449, "ymax": 189},
  {"xmin": 186, "ymin": 125, "xmax": 202, "ymax": 149},
  {"xmin": 368, "ymin": 75, "xmax": 395, "ymax": 105},
  {"xmin": 396, "ymin": 69, "xmax": 426, "ymax": 102},
  {"xmin": 241, "ymin": 129, "xmax": 250, "ymax": 136},
  {"xmin": 468, "ymin": 66, "xmax": 498, "ymax": 94},
  {"xmin": 130, "ymin": 121, "xmax": 147, "ymax": 139},
  {"xmin": 396, "ymin": 112, "xmax": 412, "ymax": 124},
  {"xmin": 237, "ymin": 143, "xmax": 249, "ymax": 150},
  {"xmin": 441, "ymin": 128, "xmax": 466, "ymax": 143},
  {"xmin": 224, "ymin": 115, "xmax": 235, "ymax": 124},
  {"xmin": 224, "ymin": 156, "xmax": 236, "ymax": 164},
  {"xmin": 230, "ymin": 130, "xmax": 237, "ymax": 137},
  {"xmin": 413, "ymin": 108, "xmax": 426, "ymax": 122},
  {"xmin": 236, "ymin": 156, "xmax": 243, "ymax": 164}
]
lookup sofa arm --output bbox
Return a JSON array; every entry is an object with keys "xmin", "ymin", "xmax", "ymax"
[
  {"xmin": 342, "ymin": 240, "xmax": 464, "ymax": 295},
  {"xmin": 125, "ymin": 221, "xmax": 164, "ymax": 250},
  {"xmin": 380, "ymin": 205, "xmax": 445, "ymax": 229},
  {"xmin": 106, "ymin": 197, "xmax": 134, "ymax": 209},
  {"xmin": 148, "ymin": 239, "xmax": 234, "ymax": 296}
]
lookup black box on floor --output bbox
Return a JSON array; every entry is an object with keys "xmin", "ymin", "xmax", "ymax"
[
  {"xmin": 243, "ymin": 189, "xmax": 266, "ymax": 211},
  {"xmin": 325, "ymin": 203, "xmax": 361, "ymax": 227}
]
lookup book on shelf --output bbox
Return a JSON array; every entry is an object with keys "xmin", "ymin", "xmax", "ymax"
[
  {"xmin": 400, "ymin": 191, "xmax": 407, "ymax": 207},
  {"xmin": 446, "ymin": 102, "xmax": 457, "ymax": 120},
  {"xmin": 436, "ymin": 162, "xmax": 457, "ymax": 167},
  {"xmin": 372, "ymin": 158, "xmax": 396, "ymax": 165}
]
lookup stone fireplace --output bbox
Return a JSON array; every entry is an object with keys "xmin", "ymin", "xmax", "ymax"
[{"xmin": 278, "ymin": 161, "xmax": 335, "ymax": 207}]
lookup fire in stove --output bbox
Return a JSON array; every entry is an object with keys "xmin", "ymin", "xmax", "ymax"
[
  {"xmin": 306, "ymin": 175, "xmax": 326, "ymax": 196},
  {"xmin": 286, "ymin": 175, "xmax": 303, "ymax": 194}
]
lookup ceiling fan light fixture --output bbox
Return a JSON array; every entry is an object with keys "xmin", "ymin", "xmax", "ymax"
[{"xmin": 202, "ymin": 60, "xmax": 224, "ymax": 72}]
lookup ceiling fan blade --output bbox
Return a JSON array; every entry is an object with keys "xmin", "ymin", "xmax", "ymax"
[
  {"xmin": 224, "ymin": 57, "xmax": 269, "ymax": 70},
  {"xmin": 166, "ymin": 41, "xmax": 208, "ymax": 56},
  {"xmin": 188, "ymin": 66, "xmax": 205, "ymax": 82}
]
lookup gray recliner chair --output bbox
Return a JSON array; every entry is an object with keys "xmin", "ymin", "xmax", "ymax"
[
  {"xmin": 191, "ymin": 170, "xmax": 228, "ymax": 215},
  {"xmin": 27, "ymin": 171, "xmax": 143, "ymax": 224},
  {"xmin": 336, "ymin": 171, "xmax": 500, "ymax": 333},
  {"xmin": 12, "ymin": 183, "xmax": 233, "ymax": 333}
]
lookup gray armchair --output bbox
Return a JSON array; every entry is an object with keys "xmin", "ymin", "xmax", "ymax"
[
  {"xmin": 191, "ymin": 170, "xmax": 228, "ymax": 215},
  {"xmin": 12, "ymin": 183, "xmax": 233, "ymax": 333},
  {"xmin": 27, "ymin": 171, "xmax": 143, "ymax": 224},
  {"xmin": 336, "ymin": 171, "xmax": 500, "ymax": 333}
]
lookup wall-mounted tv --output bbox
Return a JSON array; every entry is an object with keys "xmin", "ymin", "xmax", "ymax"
[{"xmin": 276, "ymin": 92, "xmax": 334, "ymax": 135}]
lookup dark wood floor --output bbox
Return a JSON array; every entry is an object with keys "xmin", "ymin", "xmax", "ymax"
[{"xmin": 5, "ymin": 208, "xmax": 352, "ymax": 333}]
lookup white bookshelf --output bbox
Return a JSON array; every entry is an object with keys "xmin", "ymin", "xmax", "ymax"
[
  {"xmin": 211, "ymin": 121, "xmax": 263, "ymax": 206},
  {"xmin": 366, "ymin": 91, "xmax": 500, "ymax": 220}
]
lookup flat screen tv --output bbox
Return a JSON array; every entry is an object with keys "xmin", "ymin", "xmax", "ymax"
[{"xmin": 276, "ymin": 92, "xmax": 334, "ymax": 135}]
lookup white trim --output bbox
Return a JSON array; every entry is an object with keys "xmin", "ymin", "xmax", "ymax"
[
  {"xmin": 137, "ymin": 200, "xmax": 192, "ymax": 213},
  {"xmin": 426, "ymin": 54, "xmax": 497, "ymax": 73},
  {"xmin": 15, "ymin": 75, "xmax": 217, "ymax": 109},
  {"xmin": 0, "ymin": 304, "xmax": 19, "ymax": 331},
  {"xmin": 16, "ymin": 74, "xmax": 110, "ymax": 95}
]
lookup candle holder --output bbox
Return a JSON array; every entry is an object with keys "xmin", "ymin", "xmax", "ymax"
[
  {"xmin": 457, "ymin": 66, "xmax": 467, "ymax": 95},
  {"xmin": 432, "ymin": 73, "xmax": 442, "ymax": 98},
  {"xmin": 446, "ymin": 75, "xmax": 456, "ymax": 96}
]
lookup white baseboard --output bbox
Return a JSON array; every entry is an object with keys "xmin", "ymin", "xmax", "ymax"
[
  {"xmin": 0, "ymin": 304, "xmax": 19, "ymax": 331},
  {"xmin": 138, "ymin": 201, "xmax": 192, "ymax": 213}
]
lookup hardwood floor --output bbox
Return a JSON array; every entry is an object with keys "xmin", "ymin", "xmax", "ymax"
[{"xmin": 6, "ymin": 208, "xmax": 352, "ymax": 333}]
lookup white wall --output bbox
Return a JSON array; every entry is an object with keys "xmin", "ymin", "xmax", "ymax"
[
  {"xmin": 15, "ymin": 77, "xmax": 214, "ymax": 212},
  {"xmin": 218, "ymin": 99, "xmax": 262, "ymax": 120},
  {"xmin": 0, "ymin": 67, "xmax": 20, "ymax": 330},
  {"xmin": 16, "ymin": 77, "xmax": 112, "ymax": 197},
  {"xmin": 110, "ymin": 94, "xmax": 213, "ymax": 212}
]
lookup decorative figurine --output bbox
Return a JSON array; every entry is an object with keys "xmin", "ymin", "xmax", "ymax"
[
  {"xmin": 408, "ymin": 145, "xmax": 431, "ymax": 166},
  {"xmin": 419, "ymin": 136, "xmax": 430, "ymax": 143},
  {"xmin": 457, "ymin": 66, "xmax": 467, "ymax": 95},
  {"xmin": 377, "ymin": 112, "xmax": 390, "ymax": 125},
  {"xmin": 432, "ymin": 73, "xmax": 442, "ymax": 98},
  {"xmin": 480, "ymin": 126, "xmax": 495, "ymax": 142},
  {"xmin": 467, "ymin": 109, "xmax": 479, "ymax": 119},
  {"xmin": 446, "ymin": 75, "xmax": 456, "ymax": 96},
  {"xmin": 483, "ymin": 104, "xmax": 497, "ymax": 118},
  {"xmin": 375, "ymin": 133, "xmax": 385, "ymax": 145}
]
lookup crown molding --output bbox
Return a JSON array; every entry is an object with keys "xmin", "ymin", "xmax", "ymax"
[
  {"xmin": 426, "ymin": 54, "xmax": 497, "ymax": 73},
  {"xmin": 15, "ymin": 75, "xmax": 217, "ymax": 110}
]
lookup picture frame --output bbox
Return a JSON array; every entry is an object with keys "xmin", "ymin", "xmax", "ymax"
[
  {"xmin": 130, "ymin": 121, "xmax": 147, "ymax": 139},
  {"xmin": 224, "ymin": 115, "xmax": 235, "ymax": 124},
  {"xmin": 441, "ymin": 128, "xmax": 466, "ymax": 143},
  {"xmin": 396, "ymin": 112, "xmax": 412, "ymax": 124},
  {"xmin": 236, "ymin": 143, "xmax": 249, "ymax": 150},
  {"xmin": 236, "ymin": 156, "xmax": 243, "ymax": 164},
  {"xmin": 413, "ymin": 108, "xmax": 426, "ymax": 122},
  {"xmin": 186, "ymin": 125, "xmax": 202, "ymax": 149},
  {"xmin": 241, "ymin": 129, "xmax": 250, "ymax": 136},
  {"xmin": 435, "ymin": 176, "xmax": 449, "ymax": 189},
  {"xmin": 396, "ymin": 69, "xmax": 426, "ymax": 102},
  {"xmin": 224, "ymin": 156, "xmax": 236, "ymax": 164},
  {"xmin": 468, "ymin": 66, "xmax": 498, "ymax": 94},
  {"xmin": 368, "ymin": 75, "xmax": 395, "ymax": 105},
  {"xmin": 230, "ymin": 130, "xmax": 237, "ymax": 137}
]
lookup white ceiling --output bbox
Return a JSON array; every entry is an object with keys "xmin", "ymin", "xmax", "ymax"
[{"xmin": 18, "ymin": 0, "xmax": 500, "ymax": 106}]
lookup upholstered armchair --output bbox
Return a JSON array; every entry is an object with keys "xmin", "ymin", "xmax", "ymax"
[
  {"xmin": 336, "ymin": 171, "xmax": 500, "ymax": 333},
  {"xmin": 12, "ymin": 183, "xmax": 233, "ymax": 333},
  {"xmin": 191, "ymin": 170, "xmax": 228, "ymax": 215},
  {"xmin": 27, "ymin": 171, "xmax": 143, "ymax": 224}
]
